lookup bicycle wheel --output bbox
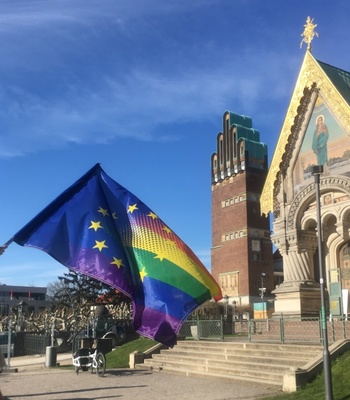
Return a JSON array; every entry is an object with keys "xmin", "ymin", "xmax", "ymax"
[{"xmin": 95, "ymin": 352, "xmax": 106, "ymax": 377}]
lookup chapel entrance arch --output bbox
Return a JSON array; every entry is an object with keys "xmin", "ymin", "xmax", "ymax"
[{"xmin": 339, "ymin": 241, "xmax": 350, "ymax": 291}]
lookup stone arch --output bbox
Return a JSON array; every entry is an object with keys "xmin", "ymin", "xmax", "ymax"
[
  {"xmin": 340, "ymin": 207, "xmax": 350, "ymax": 224},
  {"xmin": 323, "ymin": 213, "xmax": 337, "ymax": 243},
  {"xmin": 301, "ymin": 216, "xmax": 316, "ymax": 231},
  {"xmin": 287, "ymin": 176, "xmax": 350, "ymax": 230},
  {"xmin": 339, "ymin": 206, "xmax": 350, "ymax": 241},
  {"xmin": 328, "ymin": 233, "xmax": 345, "ymax": 273},
  {"xmin": 288, "ymin": 185, "xmax": 317, "ymax": 231},
  {"xmin": 273, "ymin": 177, "xmax": 350, "ymax": 292},
  {"xmin": 338, "ymin": 240, "xmax": 350, "ymax": 292}
]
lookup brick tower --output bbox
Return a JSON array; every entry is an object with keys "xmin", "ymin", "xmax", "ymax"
[{"xmin": 211, "ymin": 111, "xmax": 274, "ymax": 306}]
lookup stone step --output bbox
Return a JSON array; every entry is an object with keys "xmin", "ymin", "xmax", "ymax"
[
  {"xmin": 162, "ymin": 347, "xmax": 320, "ymax": 360},
  {"xmin": 146, "ymin": 364, "xmax": 282, "ymax": 387},
  {"xmin": 150, "ymin": 352, "xmax": 312, "ymax": 367},
  {"xmin": 135, "ymin": 340, "xmax": 322, "ymax": 388},
  {"xmin": 147, "ymin": 354, "xmax": 299, "ymax": 372},
  {"xmin": 169, "ymin": 343, "xmax": 322, "ymax": 360},
  {"xmin": 143, "ymin": 359, "xmax": 284, "ymax": 386},
  {"xmin": 174, "ymin": 340, "xmax": 322, "ymax": 354}
]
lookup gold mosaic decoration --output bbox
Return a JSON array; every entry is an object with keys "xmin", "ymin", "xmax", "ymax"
[{"xmin": 260, "ymin": 50, "xmax": 350, "ymax": 215}]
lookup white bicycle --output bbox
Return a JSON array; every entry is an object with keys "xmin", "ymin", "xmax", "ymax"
[{"xmin": 72, "ymin": 347, "xmax": 106, "ymax": 377}]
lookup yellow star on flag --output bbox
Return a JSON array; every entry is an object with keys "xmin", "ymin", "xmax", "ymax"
[
  {"xmin": 163, "ymin": 226, "xmax": 172, "ymax": 234},
  {"xmin": 147, "ymin": 212, "xmax": 158, "ymax": 220},
  {"xmin": 112, "ymin": 212, "xmax": 118, "ymax": 220},
  {"xmin": 88, "ymin": 221, "xmax": 103, "ymax": 232},
  {"xmin": 128, "ymin": 204, "xmax": 138, "ymax": 213},
  {"xmin": 140, "ymin": 267, "xmax": 147, "ymax": 282},
  {"xmin": 111, "ymin": 257, "xmax": 123, "ymax": 269},
  {"xmin": 98, "ymin": 207, "xmax": 109, "ymax": 216},
  {"xmin": 165, "ymin": 238, "xmax": 176, "ymax": 246},
  {"xmin": 155, "ymin": 250, "xmax": 167, "ymax": 262},
  {"xmin": 93, "ymin": 240, "xmax": 108, "ymax": 252}
]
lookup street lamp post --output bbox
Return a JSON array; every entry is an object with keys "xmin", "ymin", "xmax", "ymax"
[
  {"xmin": 7, "ymin": 308, "xmax": 12, "ymax": 368},
  {"xmin": 312, "ymin": 165, "xmax": 333, "ymax": 400},
  {"xmin": 223, "ymin": 295, "xmax": 229, "ymax": 321},
  {"xmin": 260, "ymin": 273, "xmax": 266, "ymax": 318},
  {"xmin": 232, "ymin": 300, "xmax": 237, "ymax": 334}
]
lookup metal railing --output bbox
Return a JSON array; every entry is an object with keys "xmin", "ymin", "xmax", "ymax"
[
  {"xmin": 71, "ymin": 330, "xmax": 88, "ymax": 354},
  {"xmin": 0, "ymin": 344, "xmax": 14, "ymax": 357},
  {"xmin": 248, "ymin": 317, "xmax": 322, "ymax": 344},
  {"xmin": 6, "ymin": 316, "xmax": 350, "ymax": 355},
  {"xmin": 328, "ymin": 318, "xmax": 350, "ymax": 342},
  {"xmin": 179, "ymin": 318, "xmax": 224, "ymax": 341},
  {"xmin": 0, "ymin": 331, "xmax": 15, "ymax": 357},
  {"xmin": 247, "ymin": 316, "xmax": 350, "ymax": 344},
  {"xmin": 24, "ymin": 334, "xmax": 50, "ymax": 356},
  {"xmin": 179, "ymin": 316, "xmax": 350, "ymax": 344}
]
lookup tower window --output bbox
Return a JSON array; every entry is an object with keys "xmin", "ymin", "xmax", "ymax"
[
  {"xmin": 240, "ymin": 142, "xmax": 244, "ymax": 155},
  {"xmin": 251, "ymin": 239, "xmax": 262, "ymax": 261},
  {"xmin": 219, "ymin": 138, "xmax": 224, "ymax": 165}
]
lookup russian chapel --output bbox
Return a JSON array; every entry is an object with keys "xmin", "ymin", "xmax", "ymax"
[{"xmin": 260, "ymin": 18, "xmax": 350, "ymax": 317}]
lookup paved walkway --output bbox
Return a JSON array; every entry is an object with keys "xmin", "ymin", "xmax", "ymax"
[{"xmin": 0, "ymin": 353, "xmax": 282, "ymax": 400}]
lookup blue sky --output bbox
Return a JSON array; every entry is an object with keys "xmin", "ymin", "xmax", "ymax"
[{"xmin": 1, "ymin": 0, "xmax": 350, "ymax": 287}]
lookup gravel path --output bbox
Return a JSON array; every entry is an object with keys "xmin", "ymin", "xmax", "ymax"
[{"xmin": 0, "ymin": 367, "xmax": 282, "ymax": 400}]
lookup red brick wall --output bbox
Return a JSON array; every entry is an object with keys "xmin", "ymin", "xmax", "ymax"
[{"xmin": 211, "ymin": 170, "xmax": 274, "ymax": 298}]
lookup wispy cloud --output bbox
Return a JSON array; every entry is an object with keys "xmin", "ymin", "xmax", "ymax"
[
  {"xmin": 0, "ymin": 1, "xmax": 305, "ymax": 158},
  {"xmin": 0, "ymin": 52, "xmax": 296, "ymax": 157}
]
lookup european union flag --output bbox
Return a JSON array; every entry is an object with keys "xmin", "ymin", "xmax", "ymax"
[{"xmin": 13, "ymin": 164, "xmax": 222, "ymax": 347}]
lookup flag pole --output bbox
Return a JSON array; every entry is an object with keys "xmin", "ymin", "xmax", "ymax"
[{"xmin": 0, "ymin": 238, "xmax": 14, "ymax": 254}]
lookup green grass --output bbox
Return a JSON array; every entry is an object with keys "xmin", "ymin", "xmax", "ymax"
[
  {"xmin": 263, "ymin": 351, "xmax": 350, "ymax": 399},
  {"xmin": 58, "ymin": 337, "xmax": 158, "ymax": 371},
  {"xmin": 105, "ymin": 337, "xmax": 158, "ymax": 368}
]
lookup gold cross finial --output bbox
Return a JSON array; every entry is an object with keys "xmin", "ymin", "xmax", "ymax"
[{"xmin": 300, "ymin": 16, "xmax": 318, "ymax": 51}]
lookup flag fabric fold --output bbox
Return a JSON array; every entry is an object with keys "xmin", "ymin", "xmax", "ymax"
[{"xmin": 12, "ymin": 164, "xmax": 222, "ymax": 347}]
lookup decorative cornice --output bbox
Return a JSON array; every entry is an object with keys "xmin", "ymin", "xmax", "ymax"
[
  {"xmin": 272, "ymin": 85, "xmax": 315, "ymax": 218},
  {"xmin": 261, "ymin": 51, "xmax": 350, "ymax": 216}
]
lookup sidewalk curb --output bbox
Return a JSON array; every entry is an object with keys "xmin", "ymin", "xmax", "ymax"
[{"xmin": 1, "ymin": 367, "xmax": 18, "ymax": 373}]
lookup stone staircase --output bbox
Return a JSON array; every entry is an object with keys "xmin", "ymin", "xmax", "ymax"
[{"xmin": 135, "ymin": 340, "xmax": 323, "ymax": 389}]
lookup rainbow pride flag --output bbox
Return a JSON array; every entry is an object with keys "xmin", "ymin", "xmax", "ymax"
[{"xmin": 13, "ymin": 164, "xmax": 222, "ymax": 346}]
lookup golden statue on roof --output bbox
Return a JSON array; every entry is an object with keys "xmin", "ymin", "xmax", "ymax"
[{"xmin": 300, "ymin": 16, "xmax": 318, "ymax": 51}]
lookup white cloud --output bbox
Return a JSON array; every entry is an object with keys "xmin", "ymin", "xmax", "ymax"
[
  {"xmin": 0, "ymin": 1, "xmax": 319, "ymax": 158},
  {"xmin": 0, "ymin": 47, "xmax": 297, "ymax": 158},
  {"xmin": 0, "ymin": 0, "xmax": 214, "ymax": 32}
]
